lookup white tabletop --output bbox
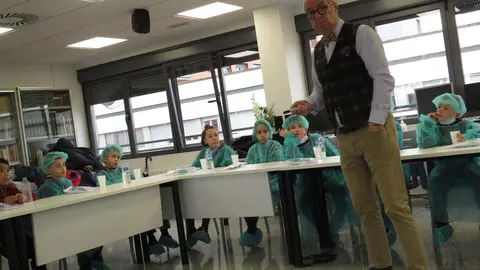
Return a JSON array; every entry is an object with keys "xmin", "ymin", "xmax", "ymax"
[{"xmin": 1, "ymin": 145, "xmax": 479, "ymax": 220}]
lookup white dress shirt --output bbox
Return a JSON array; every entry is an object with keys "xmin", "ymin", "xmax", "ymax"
[{"xmin": 306, "ymin": 19, "xmax": 395, "ymax": 126}]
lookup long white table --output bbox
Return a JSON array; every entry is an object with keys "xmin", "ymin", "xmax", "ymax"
[{"xmin": 2, "ymin": 145, "xmax": 480, "ymax": 269}]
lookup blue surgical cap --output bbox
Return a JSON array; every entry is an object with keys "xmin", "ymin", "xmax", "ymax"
[
  {"xmin": 101, "ymin": 145, "xmax": 123, "ymax": 161},
  {"xmin": 282, "ymin": 115, "xmax": 310, "ymax": 130},
  {"xmin": 252, "ymin": 120, "xmax": 273, "ymax": 142},
  {"xmin": 41, "ymin": 152, "xmax": 68, "ymax": 174},
  {"xmin": 432, "ymin": 93, "xmax": 467, "ymax": 117}
]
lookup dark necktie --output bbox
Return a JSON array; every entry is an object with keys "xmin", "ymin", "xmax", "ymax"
[{"xmin": 320, "ymin": 32, "xmax": 337, "ymax": 47}]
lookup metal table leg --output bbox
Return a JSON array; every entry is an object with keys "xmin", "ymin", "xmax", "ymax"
[
  {"xmin": 1, "ymin": 219, "xmax": 20, "ymax": 270},
  {"xmin": 132, "ymin": 233, "xmax": 150, "ymax": 264},
  {"xmin": 13, "ymin": 216, "xmax": 29, "ymax": 270},
  {"xmin": 277, "ymin": 170, "xmax": 308, "ymax": 267},
  {"xmin": 170, "ymin": 181, "xmax": 189, "ymax": 265}
]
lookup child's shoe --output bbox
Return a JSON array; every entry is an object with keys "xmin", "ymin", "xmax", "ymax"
[
  {"xmin": 433, "ymin": 224, "xmax": 453, "ymax": 247},
  {"xmin": 239, "ymin": 229, "xmax": 263, "ymax": 247},
  {"xmin": 158, "ymin": 235, "xmax": 180, "ymax": 249},
  {"xmin": 149, "ymin": 242, "xmax": 166, "ymax": 255}
]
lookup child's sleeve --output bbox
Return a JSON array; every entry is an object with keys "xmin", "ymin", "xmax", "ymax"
[
  {"xmin": 395, "ymin": 122, "xmax": 404, "ymax": 148},
  {"xmin": 270, "ymin": 141, "xmax": 285, "ymax": 162},
  {"xmin": 245, "ymin": 146, "xmax": 256, "ymax": 164},
  {"xmin": 37, "ymin": 186, "xmax": 63, "ymax": 199},
  {"xmin": 191, "ymin": 150, "xmax": 205, "ymax": 168},
  {"xmin": 283, "ymin": 133, "xmax": 303, "ymax": 159},
  {"xmin": 464, "ymin": 120, "xmax": 480, "ymax": 140},
  {"xmin": 219, "ymin": 146, "xmax": 235, "ymax": 167},
  {"xmin": 416, "ymin": 114, "xmax": 441, "ymax": 149}
]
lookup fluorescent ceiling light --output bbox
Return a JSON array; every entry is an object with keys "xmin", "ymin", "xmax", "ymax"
[
  {"xmin": 67, "ymin": 37, "xmax": 127, "ymax": 49},
  {"xmin": 0, "ymin": 27, "xmax": 13, "ymax": 35},
  {"xmin": 225, "ymin": 50, "xmax": 258, "ymax": 58},
  {"xmin": 177, "ymin": 2, "xmax": 242, "ymax": 19}
]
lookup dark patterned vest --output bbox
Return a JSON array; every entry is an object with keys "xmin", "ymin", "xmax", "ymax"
[{"xmin": 313, "ymin": 23, "xmax": 374, "ymax": 130}]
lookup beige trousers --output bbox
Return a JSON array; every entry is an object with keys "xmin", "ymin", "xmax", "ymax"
[{"xmin": 337, "ymin": 114, "xmax": 427, "ymax": 270}]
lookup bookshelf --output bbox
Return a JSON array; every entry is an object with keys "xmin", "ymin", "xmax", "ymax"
[
  {"xmin": 19, "ymin": 89, "xmax": 76, "ymax": 165},
  {"xmin": 0, "ymin": 92, "xmax": 21, "ymax": 165}
]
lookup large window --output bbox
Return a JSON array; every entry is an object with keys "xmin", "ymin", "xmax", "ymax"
[
  {"xmin": 455, "ymin": 6, "xmax": 480, "ymax": 85},
  {"xmin": 375, "ymin": 10, "xmax": 450, "ymax": 117},
  {"xmin": 93, "ymin": 99, "xmax": 131, "ymax": 155},
  {"xmin": 131, "ymin": 92, "xmax": 174, "ymax": 153}
]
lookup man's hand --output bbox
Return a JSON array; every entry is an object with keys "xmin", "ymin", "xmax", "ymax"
[
  {"xmin": 367, "ymin": 122, "xmax": 385, "ymax": 132},
  {"xmin": 4, "ymin": 195, "xmax": 17, "ymax": 205},
  {"xmin": 279, "ymin": 129, "xmax": 290, "ymax": 137},
  {"xmin": 427, "ymin": 112, "xmax": 439, "ymax": 120},
  {"xmin": 457, "ymin": 133, "xmax": 466, "ymax": 143},
  {"xmin": 290, "ymin": 100, "xmax": 311, "ymax": 116}
]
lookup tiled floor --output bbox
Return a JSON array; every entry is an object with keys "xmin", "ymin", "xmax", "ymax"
[{"xmin": 4, "ymin": 194, "xmax": 480, "ymax": 269}]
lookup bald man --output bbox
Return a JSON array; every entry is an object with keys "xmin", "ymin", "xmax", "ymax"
[{"xmin": 291, "ymin": 1, "xmax": 427, "ymax": 270}]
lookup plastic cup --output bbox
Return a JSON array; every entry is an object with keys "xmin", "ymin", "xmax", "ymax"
[
  {"xmin": 450, "ymin": 131, "xmax": 460, "ymax": 144},
  {"xmin": 231, "ymin": 155, "xmax": 239, "ymax": 165},
  {"xmin": 200, "ymin": 159, "xmax": 208, "ymax": 170},
  {"xmin": 133, "ymin": 169, "xmax": 142, "ymax": 180},
  {"xmin": 97, "ymin": 175, "xmax": 107, "ymax": 189}
]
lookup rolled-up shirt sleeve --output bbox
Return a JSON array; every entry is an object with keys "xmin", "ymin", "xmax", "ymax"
[
  {"xmin": 356, "ymin": 25, "xmax": 395, "ymax": 125},
  {"xmin": 305, "ymin": 52, "xmax": 325, "ymax": 115}
]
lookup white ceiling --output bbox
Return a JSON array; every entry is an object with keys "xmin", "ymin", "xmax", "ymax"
[{"xmin": 0, "ymin": 0, "xmax": 355, "ymax": 67}]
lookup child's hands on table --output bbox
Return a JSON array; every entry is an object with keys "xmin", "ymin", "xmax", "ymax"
[
  {"xmin": 4, "ymin": 195, "xmax": 17, "ymax": 205},
  {"xmin": 457, "ymin": 133, "xmax": 466, "ymax": 143},
  {"xmin": 16, "ymin": 193, "xmax": 23, "ymax": 203}
]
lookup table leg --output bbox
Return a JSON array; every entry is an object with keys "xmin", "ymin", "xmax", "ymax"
[
  {"xmin": 277, "ymin": 171, "xmax": 308, "ymax": 267},
  {"xmin": 171, "ymin": 181, "xmax": 189, "ymax": 265},
  {"xmin": 13, "ymin": 216, "xmax": 29, "ymax": 270},
  {"xmin": 132, "ymin": 233, "xmax": 149, "ymax": 264},
  {"xmin": 2, "ymin": 219, "xmax": 19, "ymax": 270}
]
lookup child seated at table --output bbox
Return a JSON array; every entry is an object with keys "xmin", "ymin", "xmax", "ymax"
[
  {"xmin": 0, "ymin": 159, "xmax": 47, "ymax": 270},
  {"xmin": 281, "ymin": 115, "xmax": 357, "ymax": 250},
  {"xmin": 38, "ymin": 152, "xmax": 109, "ymax": 270},
  {"xmin": 417, "ymin": 93, "xmax": 480, "ymax": 247},
  {"xmin": 240, "ymin": 120, "xmax": 285, "ymax": 247},
  {"xmin": 97, "ymin": 145, "xmax": 179, "ymax": 253},
  {"xmin": 188, "ymin": 125, "xmax": 236, "ymax": 248},
  {"xmin": 0, "ymin": 158, "xmax": 23, "ymax": 205}
]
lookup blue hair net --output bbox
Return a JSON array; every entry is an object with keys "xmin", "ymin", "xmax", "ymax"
[
  {"xmin": 41, "ymin": 152, "xmax": 68, "ymax": 174},
  {"xmin": 433, "ymin": 93, "xmax": 467, "ymax": 117},
  {"xmin": 282, "ymin": 115, "xmax": 310, "ymax": 130},
  {"xmin": 101, "ymin": 145, "xmax": 123, "ymax": 161},
  {"xmin": 252, "ymin": 120, "xmax": 273, "ymax": 142}
]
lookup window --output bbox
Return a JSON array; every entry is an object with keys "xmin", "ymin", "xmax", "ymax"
[
  {"xmin": 455, "ymin": 6, "xmax": 480, "ymax": 85},
  {"xmin": 174, "ymin": 62, "xmax": 224, "ymax": 146},
  {"xmin": 375, "ymin": 10, "xmax": 450, "ymax": 117},
  {"xmin": 222, "ymin": 57, "xmax": 267, "ymax": 139},
  {"xmin": 203, "ymin": 118, "xmax": 219, "ymax": 129},
  {"xmin": 130, "ymin": 92, "xmax": 174, "ymax": 153},
  {"xmin": 92, "ymin": 99, "xmax": 131, "ymax": 154}
]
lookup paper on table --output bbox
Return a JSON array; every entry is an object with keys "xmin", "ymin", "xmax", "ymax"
[
  {"xmin": 63, "ymin": 186, "xmax": 99, "ymax": 194},
  {"xmin": 0, "ymin": 203, "xmax": 23, "ymax": 211},
  {"xmin": 224, "ymin": 163, "xmax": 244, "ymax": 170}
]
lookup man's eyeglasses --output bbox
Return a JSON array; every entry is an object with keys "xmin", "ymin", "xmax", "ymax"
[{"xmin": 306, "ymin": 1, "xmax": 334, "ymax": 19}]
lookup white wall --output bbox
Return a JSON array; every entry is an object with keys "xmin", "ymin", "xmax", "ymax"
[{"xmin": 0, "ymin": 64, "xmax": 89, "ymax": 147}]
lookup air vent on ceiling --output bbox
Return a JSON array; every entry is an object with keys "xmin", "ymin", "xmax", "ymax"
[
  {"xmin": 0, "ymin": 13, "xmax": 39, "ymax": 28},
  {"xmin": 167, "ymin": 22, "xmax": 189, "ymax": 28}
]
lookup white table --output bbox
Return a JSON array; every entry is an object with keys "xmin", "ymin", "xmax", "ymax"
[
  {"xmin": 3, "ymin": 145, "xmax": 480, "ymax": 269},
  {"xmin": 0, "ymin": 175, "xmax": 175, "ymax": 269}
]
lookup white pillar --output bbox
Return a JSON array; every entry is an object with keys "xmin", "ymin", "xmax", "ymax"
[{"xmin": 254, "ymin": 4, "xmax": 308, "ymax": 115}]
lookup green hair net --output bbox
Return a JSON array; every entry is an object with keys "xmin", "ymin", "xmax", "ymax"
[
  {"xmin": 432, "ymin": 93, "xmax": 467, "ymax": 117},
  {"xmin": 101, "ymin": 145, "xmax": 123, "ymax": 161},
  {"xmin": 282, "ymin": 115, "xmax": 310, "ymax": 130},
  {"xmin": 41, "ymin": 152, "xmax": 68, "ymax": 174},
  {"xmin": 252, "ymin": 120, "xmax": 273, "ymax": 142}
]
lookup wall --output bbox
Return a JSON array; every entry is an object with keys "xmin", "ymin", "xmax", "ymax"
[{"xmin": 0, "ymin": 64, "xmax": 89, "ymax": 147}]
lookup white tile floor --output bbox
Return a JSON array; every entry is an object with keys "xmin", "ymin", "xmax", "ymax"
[{"xmin": 4, "ymin": 196, "xmax": 480, "ymax": 270}]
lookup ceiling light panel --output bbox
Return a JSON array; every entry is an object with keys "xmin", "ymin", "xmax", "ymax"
[
  {"xmin": 67, "ymin": 37, "xmax": 127, "ymax": 49},
  {"xmin": 225, "ymin": 50, "xmax": 258, "ymax": 58},
  {"xmin": 177, "ymin": 2, "xmax": 243, "ymax": 19},
  {"xmin": 0, "ymin": 27, "xmax": 13, "ymax": 35}
]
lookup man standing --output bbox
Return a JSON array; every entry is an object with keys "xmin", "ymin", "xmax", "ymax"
[{"xmin": 291, "ymin": 1, "xmax": 428, "ymax": 270}]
